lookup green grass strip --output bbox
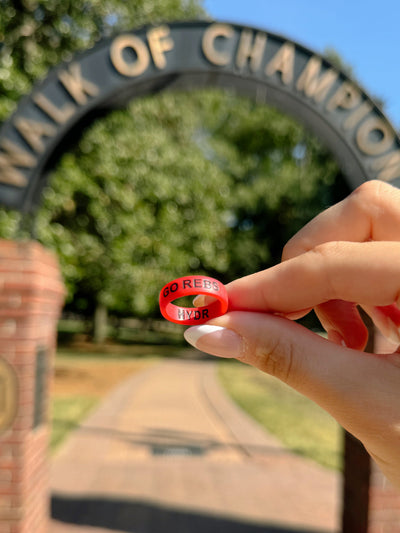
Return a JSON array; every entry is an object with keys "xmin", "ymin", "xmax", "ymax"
[
  {"xmin": 218, "ymin": 360, "xmax": 342, "ymax": 470},
  {"xmin": 50, "ymin": 396, "xmax": 98, "ymax": 453}
]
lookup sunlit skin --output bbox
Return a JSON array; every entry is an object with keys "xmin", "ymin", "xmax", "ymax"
[{"xmin": 186, "ymin": 180, "xmax": 400, "ymax": 489}]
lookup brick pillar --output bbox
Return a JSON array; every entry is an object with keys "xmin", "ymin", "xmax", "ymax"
[{"xmin": 0, "ymin": 240, "xmax": 65, "ymax": 533}]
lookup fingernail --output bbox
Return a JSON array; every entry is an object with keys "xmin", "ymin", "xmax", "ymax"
[
  {"xmin": 192, "ymin": 295, "xmax": 216, "ymax": 307},
  {"xmin": 184, "ymin": 325, "xmax": 242, "ymax": 359},
  {"xmin": 192, "ymin": 295, "xmax": 205, "ymax": 307}
]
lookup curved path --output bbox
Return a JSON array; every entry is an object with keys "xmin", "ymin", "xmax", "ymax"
[{"xmin": 50, "ymin": 358, "xmax": 341, "ymax": 533}]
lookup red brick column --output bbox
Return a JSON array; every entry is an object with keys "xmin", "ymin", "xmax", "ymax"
[{"xmin": 0, "ymin": 241, "xmax": 65, "ymax": 533}]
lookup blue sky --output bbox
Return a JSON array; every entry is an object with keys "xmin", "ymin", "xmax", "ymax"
[{"xmin": 203, "ymin": 0, "xmax": 400, "ymax": 129}]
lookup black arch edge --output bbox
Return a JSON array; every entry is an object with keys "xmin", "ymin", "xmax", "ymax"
[{"xmin": 0, "ymin": 19, "xmax": 399, "ymax": 213}]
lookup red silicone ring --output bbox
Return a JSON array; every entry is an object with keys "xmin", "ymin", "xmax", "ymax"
[{"xmin": 159, "ymin": 275, "xmax": 228, "ymax": 325}]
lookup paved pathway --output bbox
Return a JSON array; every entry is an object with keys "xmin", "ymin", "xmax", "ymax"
[{"xmin": 50, "ymin": 358, "xmax": 341, "ymax": 533}]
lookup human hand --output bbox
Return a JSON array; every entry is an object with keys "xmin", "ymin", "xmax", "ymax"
[{"xmin": 184, "ymin": 180, "xmax": 400, "ymax": 488}]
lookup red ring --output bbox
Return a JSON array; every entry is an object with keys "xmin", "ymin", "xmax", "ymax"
[{"xmin": 159, "ymin": 275, "xmax": 228, "ymax": 325}]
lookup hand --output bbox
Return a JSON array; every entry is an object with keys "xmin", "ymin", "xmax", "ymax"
[{"xmin": 184, "ymin": 180, "xmax": 400, "ymax": 488}]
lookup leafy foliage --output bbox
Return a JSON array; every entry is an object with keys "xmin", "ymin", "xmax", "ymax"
[
  {"xmin": 198, "ymin": 92, "xmax": 348, "ymax": 279},
  {"xmin": 0, "ymin": 0, "xmax": 204, "ymax": 119},
  {"xmin": 37, "ymin": 89, "xmax": 349, "ymax": 317},
  {"xmin": 37, "ymin": 92, "xmax": 232, "ymax": 315}
]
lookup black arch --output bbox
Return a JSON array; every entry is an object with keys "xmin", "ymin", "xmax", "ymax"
[{"xmin": 0, "ymin": 20, "xmax": 399, "ymax": 212}]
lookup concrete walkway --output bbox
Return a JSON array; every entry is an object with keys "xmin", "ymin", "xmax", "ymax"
[{"xmin": 50, "ymin": 358, "xmax": 341, "ymax": 533}]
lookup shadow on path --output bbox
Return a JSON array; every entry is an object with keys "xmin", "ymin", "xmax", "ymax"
[
  {"xmin": 64, "ymin": 423, "xmax": 295, "ymax": 458},
  {"xmin": 51, "ymin": 494, "xmax": 331, "ymax": 533}
]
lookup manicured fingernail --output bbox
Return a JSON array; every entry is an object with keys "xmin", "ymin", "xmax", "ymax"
[
  {"xmin": 192, "ymin": 295, "xmax": 216, "ymax": 307},
  {"xmin": 184, "ymin": 325, "xmax": 242, "ymax": 359},
  {"xmin": 192, "ymin": 295, "xmax": 205, "ymax": 307}
]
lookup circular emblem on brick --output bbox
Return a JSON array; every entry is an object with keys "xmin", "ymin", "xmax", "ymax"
[{"xmin": 0, "ymin": 359, "xmax": 18, "ymax": 433}]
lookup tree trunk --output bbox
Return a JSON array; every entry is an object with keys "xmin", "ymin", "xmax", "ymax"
[{"xmin": 93, "ymin": 303, "xmax": 108, "ymax": 344}]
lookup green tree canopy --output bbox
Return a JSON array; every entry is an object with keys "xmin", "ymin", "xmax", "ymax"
[
  {"xmin": 0, "ymin": 0, "xmax": 204, "ymax": 119},
  {"xmin": 37, "ymin": 92, "xmax": 233, "ymax": 316},
  {"xmin": 36, "ymin": 89, "xmax": 349, "ymax": 319}
]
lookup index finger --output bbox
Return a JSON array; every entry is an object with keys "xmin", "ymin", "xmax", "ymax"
[
  {"xmin": 282, "ymin": 180, "xmax": 400, "ymax": 261},
  {"xmin": 226, "ymin": 240, "xmax": 400, "ymax": 314}
]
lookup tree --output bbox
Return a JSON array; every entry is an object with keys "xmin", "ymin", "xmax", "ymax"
[
  {"xmin": 36, "ymin": 92, "xmax": 232, "ymax": 321},
  {"xmin": 0, "ymin": 0, "xmax": 205, "ymax": 120},
  {"xmin": 36, "ymin": 88, "xmax": 349, "ymax": 336},
  {"xmin": 192, "ymin": 90, "xmax": 351, "ymax": 280}
]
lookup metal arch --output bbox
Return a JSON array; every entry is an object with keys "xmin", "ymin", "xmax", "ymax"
[{"xmin": 0, "ymin": 20, "xmax": 399, "ymax": 212}]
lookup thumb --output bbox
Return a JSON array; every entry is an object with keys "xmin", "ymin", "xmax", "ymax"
[
  {"xmin": 183, "ymin": 312, "xmax": 399, "ymax": 446},
  {"xmin": 185, "ymin": 311, "xmax": 354, "ymax": 397}
]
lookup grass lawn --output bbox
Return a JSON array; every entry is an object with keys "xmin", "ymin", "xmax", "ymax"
[
  {"xmin": 51, "ymin": 395, "xmax": 98, "ymax": 452},
  {"xmin": 50, "ymin": 351, "xmax": 158, "ymax": 453},
  {"xmin": 218, "ymin": 360, "xmax": 342, "ymax": 470}
]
